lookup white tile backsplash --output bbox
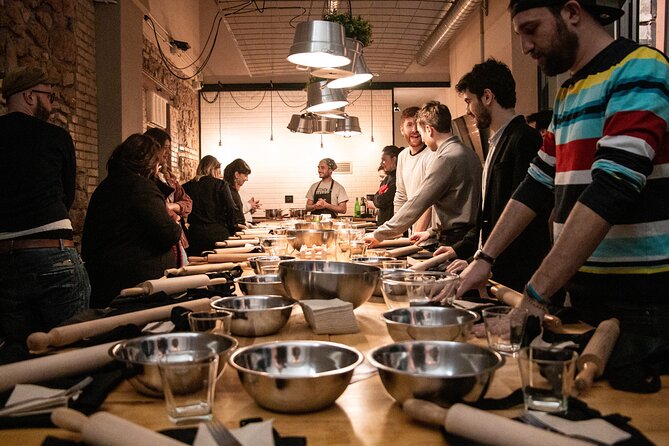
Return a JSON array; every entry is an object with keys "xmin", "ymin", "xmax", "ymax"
[{"xmin": 199, "ymin": 90, "xmax": 396, "ymax": 213}]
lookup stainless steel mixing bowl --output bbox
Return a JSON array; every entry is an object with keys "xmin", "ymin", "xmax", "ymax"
[
  {"xmin": 210, "ymin": 295, "xmax": 296, "ymax": 336},
  {"xmin": 230, "ymin": 340, "xmax": 363, "ymax": 413},
  {"xmin": 382, "ymin": 307, "xmax": 479, "ymax": 342},
  {"xmin": 368, "ymin": 340, "xmax": 504, "ymax": 407},
  {"xmin": 284, "ymin": 229, "xmax": 336, "ymax": 250},
  {"xmin": 236, "ymin": 274, "xmax": 287, "ymax": 296},
  {"xmin": 248, "ymin": 255, "xmax": 295, "ymax": 274},
  {"xmin": 279, "ymin": 260, "xmax": 380, "ymax": 308},
  {"xmin": 109, "ymin": 332, "xmax": 238, "ymax": 397}
]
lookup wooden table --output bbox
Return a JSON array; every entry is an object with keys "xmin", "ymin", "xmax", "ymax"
[{"xmin": 3, "ymin": 301, "xmax": 668, "ymax": 445}]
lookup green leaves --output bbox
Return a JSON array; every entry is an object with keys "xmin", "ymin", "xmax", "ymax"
[{"xmin": 323, "ymin": 10, "xmax": 373, "ymax": 47}]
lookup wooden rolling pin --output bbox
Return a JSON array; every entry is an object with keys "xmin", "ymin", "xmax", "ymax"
[
  {"xmin": 213, "ymin": 245, "xmax": 258, "ymax": 253},
  {"xmin": 575, "ymin": 318, "xmax": 620, "ymax": 392},
  {"xmin": 403, "ymin": 399, "xmax": 590, "ymax": 446},
  {"xmin": 488, "ymin": 280, "xmax": 562, "ymax": 331},
  {"xmin": 118, "ymin": 274, "xmax": 231, "ymax": 297},
  {"xmin": 375, "ymin": 237, "xmax": 412, "ymax": 248},
  {"xmin": 164, "ymin": 262, "xmax": 237, "ymax": 277},
  {"xmin": 386, "ymin": 245, "xmax": 422, "ymax": 258},
  {"xmin": 188, "ymin": 252, "xmax": 258, "ymax": 263},
  {"xmin": 215, "ymin": 238, "xmax": 259, "ymax": 247},
  {"xmin": 52, "ymin": 408, "xmax": 188, "ymax": 446},
  {"xmin": 0, "ymin": 341, "xmax": 118, "ymax": 392},
  {"xmin": 410, "ymin": 252, "xmax": 451, "ymax": 271},
  {"xmin": 26, "ymin": 298, "xmax": 212, "ymax": 352}
]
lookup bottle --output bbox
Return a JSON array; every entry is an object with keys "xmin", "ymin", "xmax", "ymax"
[
  {"xmin": 361, "ymin": 197, "xmax": 367, "ymax": 217},
  {"xmin": 354, "ymin": 197, "xmax": 361, "ymax": 217}
]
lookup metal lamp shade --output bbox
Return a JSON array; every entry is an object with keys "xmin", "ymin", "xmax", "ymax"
[
  {"xmin": 287, "ymin": 114, "xmax": 302, "ymax": 132},
  {"xmin": 314, "ymin": 117, "xmax": 337, "ymax": 134},
  {"xmin": 327, "ymin": 52, "xmax": 373, "ymax": 89},
  {"xmin": 287, "ymin": 20, "xmax": 350, "ymax": 68},
  {"xmin": 317, "ymin": 107, "xmax": 346, "ymax": 120},
  {"xmin": 312, "ymin": 38, "xmax": 362, "ymax": 79},
  {"xmin": 306, "ymin": 80, "xmax": 349, "ymax": 113},
  {"xmin": 335, "ymin": 115, "xmax": 362, "ymax": 137}
]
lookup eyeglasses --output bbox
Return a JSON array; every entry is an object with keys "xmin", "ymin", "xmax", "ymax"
[{"xmin": 31, "ymin": 90, "xmax": 56, "ymax": 104}]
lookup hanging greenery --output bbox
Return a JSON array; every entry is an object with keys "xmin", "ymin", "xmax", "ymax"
[{"xmin": 323, "ymin": 9, "xmax": 373, "ymax": 47}]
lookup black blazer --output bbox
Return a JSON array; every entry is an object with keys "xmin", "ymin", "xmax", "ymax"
[
  {"xmin": 453, "ymin": 116, "xmax": 552, "ymax": 291},
  {"xmin": 82, "ymin": 161, "xmax": 182, "ymax": 307}
]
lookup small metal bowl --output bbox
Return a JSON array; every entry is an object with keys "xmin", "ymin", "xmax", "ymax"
[
  {"xmin": 109, "ymin": 332, "xmax": 238, "ymax": 397},
  {"xmin": 230, "ymin": 340, "xmax": 363, "ymax": 413},
  {"xmin": 368, "ymin": 340, "xmax": 504, "ymax": 407},
  {"xmin": 279, "ymin": 260, "xmax": 380, "ymax": 308},
  {"xmin": 236, "ymin": 274, "xmax": 287, "ymax": 296},
  {"xmin": 248, "ymin": 255, "xmax": 295, "ymax": 274},
  {"xmin": 294, "ymin": 221, "xmax": 333, "ymax": 230},
  {"xmin": 211, "ymin": 295, "xmax": 296, "ymax": 337},
  {"xmin": 382, "ymin": 307, "xmax": 479, "ymax": 342},
  {"xmin": 284, "ymin": 229, "xmax": 336, "ymax": 250},
  {"xmin": 351, "ymin": 256, "xmax": 396, "ymax": 268}
]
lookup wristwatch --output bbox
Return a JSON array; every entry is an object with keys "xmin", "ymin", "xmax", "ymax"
[{"xmin": 473, "ymin": 249, "xmax": 495, "ymax": 265}]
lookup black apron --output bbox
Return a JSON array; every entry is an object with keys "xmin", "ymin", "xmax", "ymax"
[{"xmin": 311, "ymin": 180, "xmax": 336, "ymax": 216}]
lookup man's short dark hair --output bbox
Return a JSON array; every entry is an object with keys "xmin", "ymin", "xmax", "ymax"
[
  {"xmin": 526, "ymin": 109, "xmax": 554, "ymax": 131},
  {"xmin": 382, "ymin": 145, "xmax": 403, "ymax": 158},
  {"xmin": 416, "ymin": 101, "xmax": 452, "ymax": 133},
  {"xmin": 400, "ymin": 106, "xmax": 420, "ymax": 122},
  {"xmin": 455, "ymin": 58, "xmax": 517, "ymax": 109}
]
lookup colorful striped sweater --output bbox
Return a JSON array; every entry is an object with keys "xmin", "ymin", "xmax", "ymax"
[{"xmin": 513, "ymin": 38, "xmax": 669, "ymax": 297}]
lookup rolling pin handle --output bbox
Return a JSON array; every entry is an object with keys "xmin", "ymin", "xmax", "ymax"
[
  {"xmin": 51, "ymin": 408, "xmax": 88, "ymax": 433},
  {"xmin": 575, "ymin": 362, "xmax": 599, "ymax": 392},
  {"xmin": 402, "ymin": 398, "xmax": 448, "ymax": 427},
  {"xmin": 118, "ymin": 287, "xmax": 145, "ymax": 297},
  {"xmin": 26, "ymin": 331, "xmax": 54, "ymax": 352}
]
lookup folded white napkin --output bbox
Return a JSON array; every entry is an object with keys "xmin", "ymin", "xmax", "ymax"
[
  {"xmin": 300, "ymin": 299, "xmax": 359, "ymax": 334},
  {"xmin": 527, "ymin": 411, "xmax": 631, "ymax": 445}
]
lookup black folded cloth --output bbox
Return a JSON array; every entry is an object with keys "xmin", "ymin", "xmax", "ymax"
[
  {"xmin": 0, "ymin": 361, "xmax": 134, "ymax": 430},
  {"xmin": 41, "ymin": 417, "xmax": 307, "ymax": 446},
  {"xmin": 441, "ymin": 388, "xmax": 653, "ymax": 445}
]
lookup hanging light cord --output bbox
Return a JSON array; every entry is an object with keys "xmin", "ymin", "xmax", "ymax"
[
  {"xmin": 218, "ymin": 88, "xmax": 222, "ymax": 146},
  {"xmin": 270, "ymin": 81, "xmax": 274, "ymax": 141},
  {"xmin": 370, "ymin": 89, "xmax": 374, "ymax": 142}
]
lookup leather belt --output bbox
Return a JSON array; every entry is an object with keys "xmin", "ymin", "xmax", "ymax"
[{"xmin": 0, "ymin": 239, "xmax": 75, "ymax": 254}]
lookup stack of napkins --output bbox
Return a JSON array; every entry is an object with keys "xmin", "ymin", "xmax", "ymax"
[{"xmin": 300, "ymin": 299, "xmax": 359, "ymax": 334}]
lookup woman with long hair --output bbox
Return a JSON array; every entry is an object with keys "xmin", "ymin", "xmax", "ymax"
[
  {"xmin": 223, "ymin": 158, "xmax": 260, "ymax": 228},
  {"xmin": 82, "ymin": 134, "xmax": 182, "ymax": 307},
  {"xmin": 182, "ymin": 155, "xmax": 237, "ymax": 255}
]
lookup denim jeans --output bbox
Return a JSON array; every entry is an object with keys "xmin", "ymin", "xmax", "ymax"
[{"xmin": 0, "ymin": 246, "xmax": 91, "ymax": 346}]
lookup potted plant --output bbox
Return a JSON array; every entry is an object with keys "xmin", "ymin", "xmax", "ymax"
[{"xmin": 323, "ymin": 9, "xmax": 373, "ymax": 47}]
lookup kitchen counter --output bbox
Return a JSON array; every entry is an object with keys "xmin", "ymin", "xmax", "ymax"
[{"xmin": 4, "ymin": 301, "xmax": 668, "ymax": 445}]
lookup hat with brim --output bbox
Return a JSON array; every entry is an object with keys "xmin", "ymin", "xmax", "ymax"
[
  {"xmin": 511, "ymin": 0, "xmax": 625, "ymax": 26},
  {"xmin": 2, "ymin": 66, "xmax": 49, "ymax": 100}
]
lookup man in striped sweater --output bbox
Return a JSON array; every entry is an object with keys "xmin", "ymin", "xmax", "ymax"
[{"xmin": 457, "ymin": 0, "xmax": 669, "ymax": 338}]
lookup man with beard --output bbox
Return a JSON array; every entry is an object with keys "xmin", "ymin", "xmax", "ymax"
[
  {"xmin": 393, "ymin": 106, "xmax": 436, "ymax": 235},
  {"xmin": 366, "ymin": 101, "xmax": 481, "ymax": 248},
  {"xmin": 305, "ymin": 158, "xmax": 348, "ymax": 217},
  {"xmin": 457, "ymin": 0, "xmax": 669, "ymax": 338},
  {"xmin": 0, "ymin": 66, "xmax": 91, "ymax": 346},
  {"xmin": 419, "ymin": 59, "xmax": 551, "ymax": 293}
]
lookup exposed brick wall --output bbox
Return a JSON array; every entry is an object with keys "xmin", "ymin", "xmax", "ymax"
[
  {"xmin": 0, "ymin": 0, "xmax": 98, "ymax": 245},
  {"xmin": 141, "ymin": 36, "xmax": 199, "ymax": 182}
]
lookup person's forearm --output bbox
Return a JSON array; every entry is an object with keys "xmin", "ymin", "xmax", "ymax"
[
  {"xmin": 530, "ymin": 202, "xmax": 610, "ymax": 300},
  {"xmin": 413, "ymin": 208, "xmax": 432, "ymax": 232},
  {"xmin": 481, "ymin": 199, "xmax": 537, "ymax": 257},
  {"xmin": 329, "ymin": 202, "xmax": 347, "ymax": 214}
]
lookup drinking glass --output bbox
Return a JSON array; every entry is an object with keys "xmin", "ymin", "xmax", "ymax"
[
  {"xmin": 518, "ymin": 346, "xmax": 577, "ymax": 413},
  {"xmin": 380, "ymin": 271, "xmax": 460, "ymax": 309},
  {"xmin": 482, "ymin": 306, "xmax": 529, "ymax": 355},
  {"xmin": 254, "ymin": 255, "xmax": 282, "ymax": 274}
]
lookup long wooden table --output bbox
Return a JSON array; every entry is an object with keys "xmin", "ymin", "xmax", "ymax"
[{"xmin": 4, "ymin": 300, "xmax": 669, "ymax": 445}]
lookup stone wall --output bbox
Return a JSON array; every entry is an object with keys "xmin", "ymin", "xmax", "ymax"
[
  {"xmin": 0, "ymin": 0, "xmax": 97, "ymax": 244},
  {"xmin": 142, "ymin": 36, "xmax": 200, "ymax": 183}
]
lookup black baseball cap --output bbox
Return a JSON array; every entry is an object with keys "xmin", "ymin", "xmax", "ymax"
[{"xmin": 510, "ymin": 0, "xmax": 625, "ymax": 25}]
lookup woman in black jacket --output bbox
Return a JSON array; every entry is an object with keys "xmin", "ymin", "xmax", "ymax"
[
  {"xmin": 373, "ymin": 145, "xmax": 403, "ymax": 225},
  {"xmin": 82, "ymin": 134, "xmax": 182, "ymax": 308},
  {"xmin": 182, "ymin": 155, "xmax": 237, "ymax": 256}
]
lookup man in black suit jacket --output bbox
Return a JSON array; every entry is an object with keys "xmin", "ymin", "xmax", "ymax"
[{"xmin": 433, "ymin": 59, "xmax": 553, "ymax": 292}]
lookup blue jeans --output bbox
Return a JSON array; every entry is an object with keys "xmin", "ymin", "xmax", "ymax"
[{"xmin": 0, "ymin": 246, "xmax": 91, "ymax": 346}]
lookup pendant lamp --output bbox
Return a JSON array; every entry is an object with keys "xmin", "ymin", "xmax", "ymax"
[
  {"xmin": 306, "ymin": 80, "xmax": 348, "ymax": 113},
  {"xmin": 287, "ymin": 20, "xmax": 350, "ymax": 68},
  {"xmin": 335, "ymin": 115, "xmax": 361, "ymax": 137}
]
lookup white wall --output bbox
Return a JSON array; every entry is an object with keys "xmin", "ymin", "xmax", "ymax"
[{"xmin": 199, "ymin": 89, "xmax": 394, "ymax": 213}]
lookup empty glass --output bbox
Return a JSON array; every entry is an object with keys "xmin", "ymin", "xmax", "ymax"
[
  {"xmin": 518, "ymin": 346, "xmax": 577, "ymax": 413},
  {"xmin": 380, "ymin": 271, "xmax": 460, "ymax": 309},
  {"xmin": 259, "ymin": 235, "xmax": 288, "ymax": 256},
  {"xmin": 255, "ymin": 255, "xmax": 282, "ymax": 274},
  {"xmin": 482, "ymin": 306, "xmax": 529, "ymax": 355}
]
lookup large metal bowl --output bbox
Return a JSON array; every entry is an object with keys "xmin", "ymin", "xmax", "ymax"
[
  {"xmin": 294, "ymin": 221, "xmax": 333, "ymax": 230},
  {"xmin": 109, "ymin": 332, "xmax": 238, "ymax": 397},
  {"xmin": 230, "ymin": 340, "xmax": 363, "ymax": 413},
  {"xmin": 236, "ymin": 274, "xmax": 287, "ymax": 296},
  {"xmin": 368, "ymin": 340, "xmax": 504, "ymax": 407},
  {"xmin": 279, "ymin": 260, "xmax": 380, "ymax": 308},
  {"xmin": 210, "ymin": 295, "xmax": 296, "ymax": 336},
  {"xmin": 381, "ymin": 271, "xmax": 460, "ymax": 309},
  {"xmin": 382, "ymin": 307, "xmax": 479, "ymax": 342},
  {"xmin": 284, "ymin": 229, "xmax": 336, "ymax": 250}
]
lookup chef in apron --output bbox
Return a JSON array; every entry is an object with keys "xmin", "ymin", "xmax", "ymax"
[{"xmin": 305, "ymin": 158, "xmax": 349, "ymax": 217}]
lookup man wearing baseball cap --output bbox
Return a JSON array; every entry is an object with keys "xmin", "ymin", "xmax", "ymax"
[
  {"xmin": 305, "ymin": 158, "xmax": 349, "ymax": 217},
  {"xmin": 0, "ymin": 66, "xmax": 90, "ymax": 347},
  {"xmin": 457, "ymin": 1, "xmax": 669, "ymax": 338}
]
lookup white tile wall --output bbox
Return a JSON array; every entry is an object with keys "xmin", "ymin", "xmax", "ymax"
[{"xmin": 200, "ymin": 89, "xmax": 396, "ymax": 213}]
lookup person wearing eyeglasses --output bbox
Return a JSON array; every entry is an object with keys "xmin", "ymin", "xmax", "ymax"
[{"xmin": 0, "ymin": 65, "xmax": 91, "ymax": 347}]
